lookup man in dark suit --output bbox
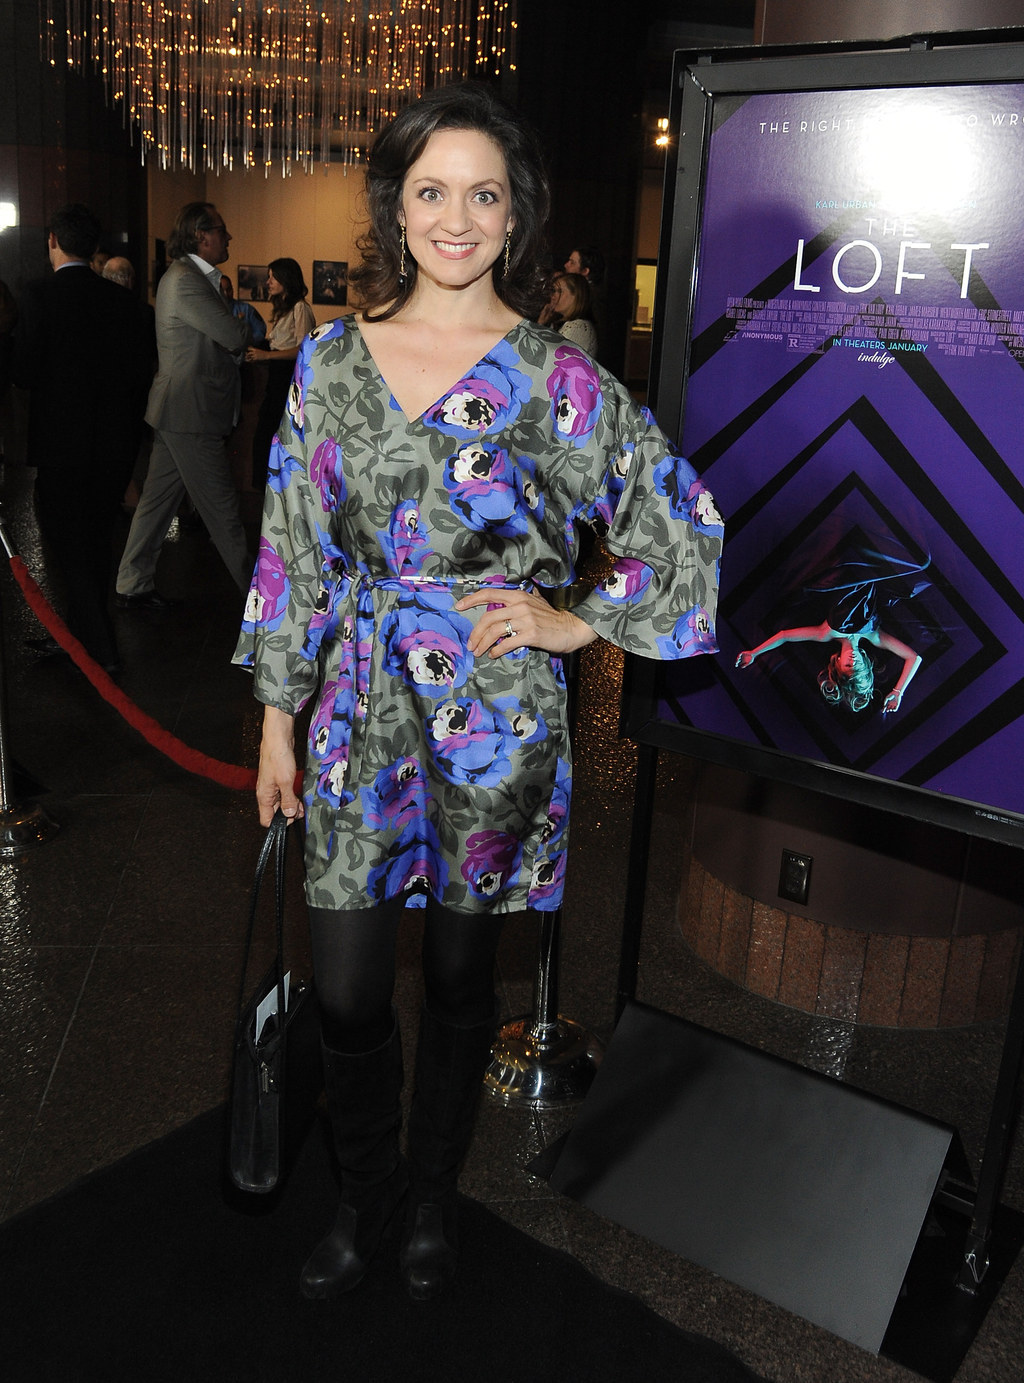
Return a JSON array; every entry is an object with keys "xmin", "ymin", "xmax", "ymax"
[
  {"xmin": 12, "ymin": 203, "xmax": 149, "ymax": 671},
  {"xmin": 115, "ymin": 202, "xmax": 250, "ymax": 607}
]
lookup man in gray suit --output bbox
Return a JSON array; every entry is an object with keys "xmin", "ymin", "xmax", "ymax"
[{"xmin": 116, "ymin": 202, "xmax": 251, "ymax": 608}]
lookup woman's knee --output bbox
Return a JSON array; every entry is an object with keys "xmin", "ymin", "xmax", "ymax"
[
  {"xmin": 308, "ymin": 903, "xmax": 400, "ymax": 1051},
  {"xmin": 421, "ymin": 904, "xmax": 503, "ymax": 1026}
]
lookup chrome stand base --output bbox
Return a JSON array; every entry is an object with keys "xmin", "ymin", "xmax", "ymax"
[
  {"xmin": 484, "ymin": 1015, "xmax": 604, "ymax": 1108},
  {"xmin": 0, "ymin": 801, "xmax": 60, "ymax": 857}
]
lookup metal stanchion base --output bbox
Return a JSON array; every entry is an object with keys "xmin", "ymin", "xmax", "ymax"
[
  {"xmin": 0, "ymin": 801, "xmax": 59, "ymax": 857},
  {"xmin": 484, "ymin": 1015, "xmax": 604, "ymax": 1108}
]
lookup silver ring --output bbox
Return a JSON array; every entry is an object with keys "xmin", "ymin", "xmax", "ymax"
[{"xmin": 504, "ymin": 620, "xmax": 516, "ymax": 639}]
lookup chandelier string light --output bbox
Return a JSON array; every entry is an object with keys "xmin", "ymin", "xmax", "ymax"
[{"xmin": 42, "ymin": 1, "xmax": 518, "ymax": 174}]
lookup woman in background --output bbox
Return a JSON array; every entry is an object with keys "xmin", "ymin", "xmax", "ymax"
[
  {"xmin": 540, "ymin": 270, "xmax": 598, "ymax": 356},
  {"xmin": 246, "ymin": 257, "xmax": 316, "ymax": 483},
  {"xmin": 735, "ymin": 552, "xmax": 929, "ymax": 714}
]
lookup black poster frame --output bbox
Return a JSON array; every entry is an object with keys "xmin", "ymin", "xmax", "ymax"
[{"xmin": 623, "ymin": 29, "xmax": 1024, "ymax": 853}]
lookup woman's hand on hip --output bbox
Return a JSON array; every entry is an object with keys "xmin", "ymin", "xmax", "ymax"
[{"xmin": 456, "ymin": 589, "xmax": 598, "ymax": 659}]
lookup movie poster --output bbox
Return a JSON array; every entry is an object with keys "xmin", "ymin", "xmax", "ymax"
[{"xmin": 658, "ymin": 80, "xmax": 1024, "ymax": 827}]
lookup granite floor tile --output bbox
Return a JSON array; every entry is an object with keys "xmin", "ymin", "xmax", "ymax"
[
  {"xmin": 5, "ymin": 944, "xmax": 242, "ymax": 1218},
  {"xmin": 0, "ymin": 797, "xmax": 141, "ymax": 946},
  {"xmin": 0, "ymin": 945, "xmax": 94, "ymax": 1217}
]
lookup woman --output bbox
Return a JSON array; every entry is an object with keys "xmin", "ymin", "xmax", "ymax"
[
  {"xmin": 235, "ymin": 84, "xmax": 722, "ymax": 1303},
  {"xmin": 540, "ymin": 271, "xmax": 598, "ymax": 355},
  {"xmin": 246, "ymin": 257, "xmax": 316, "ymax": 483},
  {"xmin": 735, "ymin": 556, "xmax": 927, "ymax": 714}
]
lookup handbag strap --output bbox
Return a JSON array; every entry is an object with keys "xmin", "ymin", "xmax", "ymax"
[{"xmin": 235, "ymin": 810, "xmax": 291, "ymax": 1039}]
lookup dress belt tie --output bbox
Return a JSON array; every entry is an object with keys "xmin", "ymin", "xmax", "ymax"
[{"xmin": 334, "ymin": 571, "xmax": 533, "ymax": 718}]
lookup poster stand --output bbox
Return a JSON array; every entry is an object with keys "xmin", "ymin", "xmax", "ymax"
[
  {"xmin": 589, "ymin": 33, "xmax": 1024, "ymax": 1372},
  {"xmin": 609, "ymin": 749, "xmax": 1024, "ymax": 1378}
]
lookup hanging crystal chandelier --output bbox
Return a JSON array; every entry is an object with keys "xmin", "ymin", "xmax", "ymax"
[{"xmin": 42, "ymin": 1, "xmax": 518, "ymax": 174}]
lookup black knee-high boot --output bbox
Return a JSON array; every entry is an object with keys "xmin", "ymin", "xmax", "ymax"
[
  {"xmin": 400, "ymin": 1005, "xmax": 496, "ymax": 1300},
  {"xmin": 299, "ymin": 1021, "xmax": 408, "ymax": 1300}
]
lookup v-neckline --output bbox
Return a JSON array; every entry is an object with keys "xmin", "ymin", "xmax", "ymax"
[{"xmin": 351, "ymin": 315, "xmax": 525, "ymax": 426}]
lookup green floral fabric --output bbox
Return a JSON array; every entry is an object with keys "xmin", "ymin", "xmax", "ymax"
[{"xmin": 234, "ymin": 316, "xmax": 722, "ymax": 915}]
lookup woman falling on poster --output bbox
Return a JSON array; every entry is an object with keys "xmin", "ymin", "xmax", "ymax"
[{"xmin": 735, "ymin": 549, "xmax": 930, "ymax": 715}]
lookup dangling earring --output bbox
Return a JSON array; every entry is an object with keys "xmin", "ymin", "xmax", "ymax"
[
  {"xmin": 398, "ymin": 224, "xmax": 407, "ymax": 285},
  {"xmin": 503, "ymin": 230, "xmax": 512, "ymax": 279}
]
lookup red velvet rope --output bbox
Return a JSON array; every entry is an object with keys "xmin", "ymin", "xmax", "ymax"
[{"xmin": 9, "ymin": 555, "xmax": 259, "ymax": 793}]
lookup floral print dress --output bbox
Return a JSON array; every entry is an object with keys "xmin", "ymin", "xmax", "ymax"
[{"xmin": 234, "ymin": 316, "xmax": 722, "ymax": 916}]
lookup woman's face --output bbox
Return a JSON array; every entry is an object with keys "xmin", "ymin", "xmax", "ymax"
[
  {"xmin": 550, "ymin": 277, "xmax": 572, "ymax": 317},
  {"xmin": 835, "ymin": 641, "xmax": 864, "ymax": 677},
  {"xmin": 267, "ymin": 269, "xmax": 282, "ymax": 295},
  {"xmin": 400, "ymin": 128, "xmax": 514, "ymax": 293}
]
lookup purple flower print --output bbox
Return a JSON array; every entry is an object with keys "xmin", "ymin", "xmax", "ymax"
[
  {"xmin": 443, "ymin": 445, "xmax": 545, "ymax": 536},
  {"xmin": 241, "ymin": 537, "xmax": 290, "ymax": 632},
  {"xmin": 308, "ymin": 679, "xmax": 356, "ymax": 809},
  {"xmin": 691, "ymin": 483, "xmax": 724, "ymax": 531},
  {"xmin": 298, "ymin": 575, "xmax": 341, "ymax": 663},
  {"xmin": 309, "ymin": 677, "xmax": 345, "ymax": 756},
  {"xmin": 368, "ymin": 820, "xmax": 449, "ymax": 903},
  {"xmin": 316, "ymin": 752, "xmax": 354, "ymax": 809},
  {"xmin": 422, "ymin": 339, "xmax": 531, "ymax": 440},
  {"xmin": 529, "ymin": 849, "xmax": 566, "ymax": 911},
  {"xmin": 287, "ymin": 350, "xmax": 316, "ymax": 436},
  {"xmin": 653, "ymin": 455, "xmax": 724, "ymax": 532},
  {"xmin": 577, "ymin": 444, "xmax": 634, "ymax": 534},
  {"xmin": 596, "ymin": 558, "xmax": 654, "ymax": 605},
  {"xmin": 493, "ymin": 696, "xmax": 547, "ymax": 745},
  {"xmin": 360, "ymin": 758, "xmax": 426, "ymax": 831},
  {"xmin": 267, "ymin": 438, "xmax": 303, "ymax": 494},
  {"xmin": 314, "ymin": 520, "xmax": 347, "ymax": 569},
  {"xmin": 377, "ymin": 501, "xmax": 431, "ymax": 574},
  {"xmin": 429, "ymin": 698, "xmax": 518, "ymax": 788},
  {"xmin": 379, "ymin": 595, "xmax": 474, "ymax": 696},
  {"xmin": 547, "ymin": 346, "xmax": 602, "ymax": 445},
  {"xmin": 310, "ymin": 437, "xmax": 346, "ymax": 513},
  {"xmin": 462, "ymin": 830, "xmax": 523, "ymax": 900},
  {"xmin": 656, "ymin": 606, "xmax": 718, "ymax": 659},
  {"xmin": 309, "ymin": 319, "xmax": 346, "ymax": 347},
  {"xmin": 540, "ymin": 757, "xmax": 571, "ymax": 845}
]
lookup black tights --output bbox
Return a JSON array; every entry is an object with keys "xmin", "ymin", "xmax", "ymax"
[{"xmin": 309, "ymin": 899, "xmax": 505, "ymax": 1054}]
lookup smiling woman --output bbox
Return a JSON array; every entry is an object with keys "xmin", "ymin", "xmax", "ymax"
[
  {"xmin": 400, "ymin": 128, "xmax": 513, "ymax": 294},
  {"xmin": 233, "ymin": 82, "xmax": 723, "ymax": 1311}
]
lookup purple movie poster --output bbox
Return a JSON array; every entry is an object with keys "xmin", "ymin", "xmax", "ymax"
[{"xmin": 661, "ymin": 81, "xmax": 1024, "ymax": 824}]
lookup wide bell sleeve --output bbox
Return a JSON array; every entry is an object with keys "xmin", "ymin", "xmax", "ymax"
[
  {"xmin": 570, "ymin": 381, "xmax": 723, "ymax": 660},
  {"xmin": 232, "ymin": 323, "xmax": 347, "ymax": 712}
]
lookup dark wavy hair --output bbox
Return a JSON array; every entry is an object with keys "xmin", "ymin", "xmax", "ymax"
[
  {"xmin": 570, "ymin": 245, "xmax": 605, "ymax": 287},
  {"xmin": 350, "ymin": 83, "xmax": 551, "ymax": 321},
  {"xmin": 166, "ymin": 202, "xmax": 222, "ymax": 261},
  {"xmin": 268, "ymin": 257, "xmax": 309, "ymax": 323}
]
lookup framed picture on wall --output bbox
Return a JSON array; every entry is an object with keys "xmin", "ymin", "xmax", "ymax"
[
  {"xmin": 237, "ymin": 265, "xmax": 270, "ymax": 301},
  {"xmin": 313, "ymin": 259, "xmax": 348, "ymax": 307}
]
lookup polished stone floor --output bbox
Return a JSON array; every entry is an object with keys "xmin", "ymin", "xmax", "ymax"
[{"xmin": 1, "ymin": 457, "xmax": 1022, "ymax": 1383}]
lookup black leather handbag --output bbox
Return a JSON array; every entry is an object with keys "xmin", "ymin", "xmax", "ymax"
[{"xmin": 228, "ymin": 811, "xmax": 320, "ymax": 1194}]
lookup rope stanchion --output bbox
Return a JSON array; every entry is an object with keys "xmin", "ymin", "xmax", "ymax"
[{"xmin": 6, "ymin": 552, "xmax": 258, "ymax": 794}]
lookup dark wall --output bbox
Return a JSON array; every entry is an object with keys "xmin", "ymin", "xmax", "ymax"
[
  {"xmin": 506, "ymin": 0, "xmax": 656, "ymax": 377},
  {"xmin": 0, "ymin": 0, "xmax": 145, "ymax": 293}
]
